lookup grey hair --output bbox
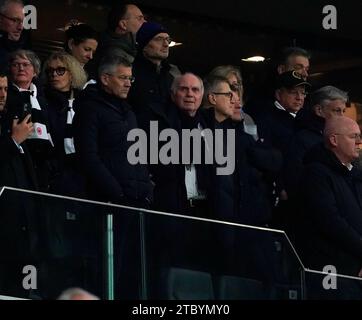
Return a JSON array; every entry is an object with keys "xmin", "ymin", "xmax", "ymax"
[
  {"xmin": 202, "ymin": 75, "xmax": 230, "ymax": 107},
  {"xmin": 0, "ymin": 0, "xmax": 24, "ymax": 13},
  {"xmin": 8, "ymin": 49, "xmax": 41, "ymax": 75},
  {"xmin": 57, "ymin": 287, "xmax": 99, "ymax": 300},
  {"xmin": 98, "ymin": 54, "xmax": 132, "ymax": 78},
  {"xmin": 171, "ymin": 72, "xmax": 204, "ymax": 95},
  {"xmin": 311, "ymin": 85, "xmax": 348, "ymax": 107}
]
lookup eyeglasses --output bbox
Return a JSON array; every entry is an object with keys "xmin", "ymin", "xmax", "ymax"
[
  {"xmin": 152, "ymin": 36, "xmax": 172, "ymax": 44},
  {"xmin": 212, "ymin": 92, "xmax": 233, "ymax": 99},
  {"xmin": 11, "ymin": 62, "xmax": 33, "ymax": 69},
  {"xmin": 0, "ymin": 12, "xmax": 23, "ymax": 25},
  {"xmin": 46, "ymin": 67, "xmax": 67, "ymax": 77},
  {"xmin": 106, "ymin": 74, "xmax": 135, "ymax": 83}
]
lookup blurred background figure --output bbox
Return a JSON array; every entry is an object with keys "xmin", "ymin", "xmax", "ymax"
[
  {"xmin": 0, "ymin": 0, "xmax": 31, "ymax": 66},
  {"xmin": 64, "ymin": 21, "xmax": 98, "ymax": 69},
  {"xmin": 57, "ymin": 287, "xmax": 99, "ymax": 300},
  {"xmin": 87, "ymin": 2, "xmax": 146, "ymax": 79}
]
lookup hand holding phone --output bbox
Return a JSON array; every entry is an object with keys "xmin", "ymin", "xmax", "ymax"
[{"xmin": 12, "ymin": 114, "xmax": 34, "ymax": 144}]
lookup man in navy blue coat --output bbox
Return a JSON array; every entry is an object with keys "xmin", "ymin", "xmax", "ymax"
[
  {"xmin": 73, "ymin": 55, "xmax": 153, "ymax": 206},
  {"xmin": 298, "ymin": 117, "xmax": 362, "ymax": 275},
  {"xmin": 73, "ymin": 54, "xmax": 153, "ymax": 299},
  {"xmin": 296, "ymin": 116, "xmax": 362, "ymax": 298}
]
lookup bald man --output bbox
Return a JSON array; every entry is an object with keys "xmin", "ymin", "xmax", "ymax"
[
  {"xmin": 57, "ymin": 287, "xmax": 99, "ymax": 300},
  {"xmin": 295, "ymin": 116, "xmax": 362, "ymax": 286}
]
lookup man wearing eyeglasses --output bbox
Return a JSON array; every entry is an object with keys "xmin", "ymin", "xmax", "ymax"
[
  {"xmin": 73, "ymin": 54, "xmax": 152, "ymax": 207},
  {"xmin": 256, "ymin": 71, "xmax": 310, "ymax": 155},
  {"xmin": 296, "ymin": 117, "xmax": 362, "ymax": 290},
  {"xmin": 255, "ymin": 71, "xmax": 311, "ymax": 229},
  {"xmin": 0, "ymin": 0, "xmax": 31, "ymax": 67},
  {"xmin": 73, "ymin": 55, "xmax": 153, "ymax": 299},
  {"xmin": 244, "ymin": 46, "xmax": 311, "ymax": 123},
  {"xmin": 128, "ymin": 21, "xmax": 181, "ymax": 131},
  {"xmin": 284, "ymin": 86, "xmax": 348, "ymax": 205},
  {"xmin": 202, "ymin": 76, "xmax": 236, "ymax": 223}
]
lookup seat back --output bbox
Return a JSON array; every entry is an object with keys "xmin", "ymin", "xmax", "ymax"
[{"xmin": 166, "ymin": 268, "xmax": 214, "ymax": 300}]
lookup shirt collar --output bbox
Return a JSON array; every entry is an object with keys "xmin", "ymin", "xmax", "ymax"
[
  {"xmin": 343, "ymin": 163, "xmax": 353, "ymax": 171},
  {"xmin": 274, "ymin": 100, "xmax": 297, "ymax": 118}
]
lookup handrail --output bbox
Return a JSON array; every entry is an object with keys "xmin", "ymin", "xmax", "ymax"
[{"xmin": 0, "ymin": 186, "xmax": 289, "ymax": 234}]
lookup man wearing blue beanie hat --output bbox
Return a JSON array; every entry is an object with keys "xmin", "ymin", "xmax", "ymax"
[
  {"xmin": 136, "ymin": 21, "xmax": 168, "ymax": 52},
  {"xmin": 128, "ymin": 21, "xmax": 181, "ymax": 128}
]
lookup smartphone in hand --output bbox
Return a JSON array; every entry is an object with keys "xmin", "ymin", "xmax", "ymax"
[{"xmin": 19, "ymin": 102, "xmax": 32, "ymax": 123}]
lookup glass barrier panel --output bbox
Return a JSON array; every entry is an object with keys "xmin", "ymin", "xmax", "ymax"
[
  {"xmin": 0, "ymin": 187, "xmax": 141, "ymax": 300},
  {"xmin": 0, "ymin": 187, "xmax": 307, "ymax": 300},
  {"xmin": 304, "ymin": 269, "xmax": 362, "ymax": 300},
  {"xmin": 142, "ymin": 211, "xmax": 305, "ymax": 300}
]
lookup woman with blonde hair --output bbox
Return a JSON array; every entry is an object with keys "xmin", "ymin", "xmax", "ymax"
[{"xmin": 43, "ymin": 51, "xmax": 87, "ymax": 196}]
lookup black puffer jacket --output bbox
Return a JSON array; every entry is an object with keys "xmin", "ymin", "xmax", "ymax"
[
  {"xmin": 296, "ymin": 143, "xmax": 362, "ymax": 276},
  {"xmin": 73, "ymin": 84, "xmax": 153, "ymax": 205}
]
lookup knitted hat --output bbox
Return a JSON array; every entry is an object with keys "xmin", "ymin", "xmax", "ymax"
[{"xmin": 136, "ymin": 22, "xmax": 167, "ymax": 51}]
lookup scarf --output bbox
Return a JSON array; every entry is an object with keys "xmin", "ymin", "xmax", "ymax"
[
  {"xmin": 14, "ymin": 83, "xmax": 54, "ymax": 145},
  {"xmin": 64, "ymin": 92, "xmax": 75, "ymax": 155}
]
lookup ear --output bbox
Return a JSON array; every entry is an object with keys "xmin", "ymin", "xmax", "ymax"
[
  {"xmin": 314, "ymin": 104, "xmax": 323, "ymax": 117},
  {"xmin": 118, "ymin": 19, "xmax": 127, "ymax": 32},
  {"xmin": 275, "ymin": 89, "xmax": 281, "ymax": 101},
  {"xmin": 100, "ymin": 74, "xmax": 109, "ymax": 87},
  {"xmin": 207, "ymin": 93, "xmax": 216, "ymax": 106},
  {"xmin": 329, "ymin": 134, "xmax": 338, "ymax": 147},
  {"xmin": 277, "ymin": 65, "xmax": 286, "ymax": 75},
  {"xmin": 68, "ymin": 39, "xmax": 74, "ymax": 51}
]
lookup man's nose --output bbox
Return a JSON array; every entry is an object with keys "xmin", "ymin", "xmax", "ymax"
[{"xmin": 301, "ymin": 69, "xmax": 308, "ymax": 78}]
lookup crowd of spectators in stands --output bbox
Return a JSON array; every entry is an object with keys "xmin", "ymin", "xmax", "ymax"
[{"xmin": 1, "ymin": 0, "xmax": 362, "ymax": 299}]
